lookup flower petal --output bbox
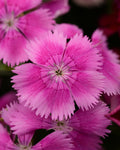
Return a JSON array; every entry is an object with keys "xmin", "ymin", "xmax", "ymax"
[
  {"xmin": 92, "ymin": 29, "xmax": 120, "ymax": 95},
  {"xmin": 69, "ymin": 102, "xmax": 111, "ymax": 150},
  {"xmin": 25, "ymin": 31, "xmax": 66, "ymax": 65},
  {"xmin": 32, "ymin": 131, "xmax": 73, "ymax": 150},
  {"xmin": 41, "ymin": 0, "xmax": 70, "ymax": 18},
  {"xmin": 54, "ymin": 23, "xmax": 83, "ymax": 39},
  {"xmin": 0, "ymin": 124, "xmax": 16, "ymax": 150},
  {"xmin": 18, "ymin": 132, "xmax": 34, "ymax": 146},
  {"xmin": 1, "ymin": 101, "xmax": 43, "ymax": 135}
]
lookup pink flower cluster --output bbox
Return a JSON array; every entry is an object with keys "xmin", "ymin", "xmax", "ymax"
[{"xmin": 0, "ymin": 0, "xmax": 120, "ymax": 150}]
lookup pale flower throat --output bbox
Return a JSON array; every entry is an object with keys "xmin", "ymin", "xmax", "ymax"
[
  {"xmin": 53, "ymin": 120, "xmax": 73, "ymax": 133},
  {"xmin": 1, "ymin": 12, "xmax": 17, "ymax": 31},
  {"xmin": 19, "ymin": 144, "xmax": 31, "ymax": 150},
  {"xmin": 48, "ymin": 60, "xmax": 72, "ymax": 84}
]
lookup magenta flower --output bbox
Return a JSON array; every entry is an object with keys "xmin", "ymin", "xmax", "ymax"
[
  {"xmin": 92, "ymin": 29, "xmax": 120, "ymax": 95},
  {"xmin": 12, "ymin": 31, "xmax": 104, "ymax": 120},
  {"xmin": 0, "ymin": 92, "xmax": 17, "ymax": 125},
  {"xmin": 99, "ymin": 1, "xmax": 120, "ymax": 37},
  {"xmin": 0, "ymin": 123, "xmax": 73, "ymax": 150},
  {"xmin": 41, "ymin": 0, "xmax": 70, "ymax": 18},
  {"xmin": 2, "ymin": 101, "xmax": 111, "ymax": 150},
  {"xmin": 54, "ymin": 23, "xmax": 83, "ymax": 39},
  {"xmin": 0, "ymin": 0, "xmax": 54, "ymax": 66},
  {"xmin": 0, "ymin": 91, "xmax": 17, "ymax": 110},
  {"xmin": 106, "ymin": 104, "xmax": 120, "ymax": 126},
  {"xmin": 1, "ymin": 102, "xmax": 44, "ymax": 134},
  {"xmin": 104, "ymin": 95, "xmax": 120, "ymax": 126}
]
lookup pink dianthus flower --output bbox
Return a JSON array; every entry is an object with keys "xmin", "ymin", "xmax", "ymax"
[
  {"xmin": 12, "ymin": 31, "xmax": 104, "ymax": 120},
  {"xmin": 92, "ymin": 29, "xmax": 120, "ymax": 95},
  {"xmin": 0, "ymin": 0, "xmax": 54, "ymax": 66},
  {"xmin": 0, "ymin": 123, "xmax": 73, "ymax": 150},
  {"xmin": 1, "ymin": 101, "xmax": 111, "ymax": 150}
]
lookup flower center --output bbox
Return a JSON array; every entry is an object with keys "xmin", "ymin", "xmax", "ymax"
[
  {"xmin": 41, "ymin": 55, "xmax": 77, "ymax": 89},
  {"xmin": 0, "ymin": 5, "xmax": 27, "ymax": 39},
  {"xmin": 45, "ymin": 58, "xmax": 72, "ymax": 84},
  {"xmin": 6, "ymin": 20, "xmax": 13, "ymax": 27},
  {"xmin": 55, "ymin": 69, "xmax": 63, "ymax": 76},
  {"xmin": 57, "ymin": 121, "xmax": 65, "ymax": 126},
  {"xmin": 19, "ymin": 145, "xmax": 31, "ymax": 150},
  {"xmin": 1, "ymin": 12, "xmax": 17, "ymax": 31},
  {"xmin": 53, "ymin": 120, "xmax": 73, "ymax": 133},
  {"xmin": 55, "ymin": 120, "xmax": 67, "ymax": 131}
]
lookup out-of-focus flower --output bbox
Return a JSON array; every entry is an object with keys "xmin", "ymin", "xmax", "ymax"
[
  {"xmin": 1, "ymin": 101, "xmax": 111, "ymax": 150},
  {"xmin": 41, "ymin": 0, "xmax": 70, "ymax": 18},
  {"xmin": 99, "ymin": 10, "xmax": 120, "ymax": 37},
  {"xmin": 12, "ymin": 31, "xmax": 104, "ymax": 120},
  {"xmin": 72, "ymin": 0, "xmax": 105, "ymax": 7},
  {"xmin": 54, "ymin": 23, "xmax": 83, "ymax": 39},
  {"xmin": 115, "ymin": 0, "xmax": 120, "ymax": 9},
  {"xmin": 0, "ymin": 123, "xmax": 73, "ymax": 150},
  {"xmin": 104, "ymin": 94, "xmax": 120, "ymax": 126},
  {"xmin": 0, "ymin": 0, "xmax": 54, "ymax": 66},
  {"xmin": 0, "ymin": 91, "xmax": 17, "ymax": 110},
  {"xmin": 99, "ymin": 0, "xmax": 120, "ymax": 37},
  {"xmin": 92, "ymin": 29, "xmax": 120, "ymax": 95}
]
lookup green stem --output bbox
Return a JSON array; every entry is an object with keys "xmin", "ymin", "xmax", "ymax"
[{"xmin": 16, "ymin": 3, "xmax": 42, "ymax": 18}]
